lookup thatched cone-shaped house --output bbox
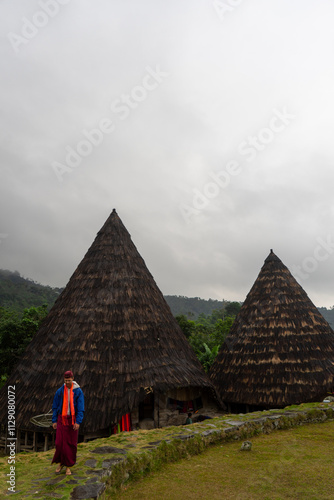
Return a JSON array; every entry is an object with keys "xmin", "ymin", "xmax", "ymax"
[
  {"xmin": 0, "ymin": 210, "xmax": 220, "ymax": 451},
  {"xmin": 210, "ymin": 250, "xmax": 334, "ymax": 413}
]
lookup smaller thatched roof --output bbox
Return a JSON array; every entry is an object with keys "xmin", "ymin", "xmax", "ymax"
[{"xmin": 210, "ymin": 250, "xmax": 334, "ymax": 408}]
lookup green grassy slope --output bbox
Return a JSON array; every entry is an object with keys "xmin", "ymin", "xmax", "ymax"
[{"xmin": 1, "ymin": 403, "xmax": 333, "ymax": 499}]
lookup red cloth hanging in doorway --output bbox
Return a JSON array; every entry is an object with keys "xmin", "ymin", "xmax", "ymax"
[{"xmin": 111, "ymin": 413, "xmax": 132, "ymax": 434}]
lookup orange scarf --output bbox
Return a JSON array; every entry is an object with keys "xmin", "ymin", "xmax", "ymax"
[{"xmin": 62, "ymin": 383, "xmax": 75, "ymax": 425}]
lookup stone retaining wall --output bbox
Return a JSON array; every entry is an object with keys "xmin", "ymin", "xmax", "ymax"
[{"xmin": 70, "ymin": 405, "xmax": 334, "ymax": 499}]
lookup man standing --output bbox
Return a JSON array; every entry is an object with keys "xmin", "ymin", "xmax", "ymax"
[{"xmin": 51, "ymin": 370, "xmax": 84, "ymax": 475}]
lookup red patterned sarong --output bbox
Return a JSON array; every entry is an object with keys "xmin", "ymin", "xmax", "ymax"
[{"xmin": 51, "ymin": 415, "xmax": 78, "ymax": 467}]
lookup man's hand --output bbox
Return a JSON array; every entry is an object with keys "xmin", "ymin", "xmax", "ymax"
[
  {"xmin": 73, "ymin": 423, "xmax": 80, "ymax": 431},
  {"xmin": 53, "ymin": 423, "xmax": 57, "ymax": 430}
]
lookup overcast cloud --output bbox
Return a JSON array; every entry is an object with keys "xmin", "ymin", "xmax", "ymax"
[{"xmin": 1, "ymin": 0, "xmax": 334, "ymax": 308}]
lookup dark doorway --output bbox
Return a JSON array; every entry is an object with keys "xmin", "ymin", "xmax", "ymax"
[{"xmin": 139, "ymin": 393, "xmax": 154, "ymax": 420}]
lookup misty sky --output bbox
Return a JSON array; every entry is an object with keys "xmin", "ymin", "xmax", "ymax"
[{"xmin": 1, "ymin": 0, "xmax": 334, "ymax": 308}]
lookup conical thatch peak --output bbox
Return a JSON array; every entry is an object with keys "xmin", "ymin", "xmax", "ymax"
[
  {"xmin": 0, "ymin": 210, "xmax": 218, "ymax": 433},
  {"xmin": 265, "ymin": 248, "xmax": 278, "ymax": 262},
  {"xmin": 210, "ymin": 250, "xmax": 334, "ymax": 409}
]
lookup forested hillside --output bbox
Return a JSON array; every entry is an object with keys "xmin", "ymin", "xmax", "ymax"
[
  {"xmin": 0, "ymin": 269, "xmax": 62, "ymax": 311},
  {"xmin": 0, "ymin": 269, "xmax": 333, "ymax": 383},
  {"xmin": 0, "ymin": 269, "xmax": 231, "ymax": 318},
  {"xmin": 164, "ymin": 295, "xmax": 227, "ymax": 318},
  {"xmin": 317, "ymin": 307, "xmax": 334, "ymax": 329},
  {"xmin": 0, "ymin": 269, "xmax": 333, "ymax": 327}
]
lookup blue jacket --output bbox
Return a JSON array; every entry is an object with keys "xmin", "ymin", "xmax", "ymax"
[{"xmin": 52, "ymin": 382, "xmax": 84, "ymax": 425}]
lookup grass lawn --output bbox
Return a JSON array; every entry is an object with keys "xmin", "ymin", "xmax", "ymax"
[{"xmin": 115, "ymin": 420, "xmax": 334, "ymax": 500}]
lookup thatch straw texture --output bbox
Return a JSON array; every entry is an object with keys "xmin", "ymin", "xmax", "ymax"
[
  {"xmin": 210, "ymin": 250, "xmax": 334, "ymax": 409},
  {"xmin": 0, "ymin": 210, "xmax": 217, "ymax": 433}
]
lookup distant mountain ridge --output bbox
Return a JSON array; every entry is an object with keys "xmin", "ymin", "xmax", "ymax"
[
  {"xmin": 0, "ymin": 269, "xmax": 63, "ymax": 311},
  {"xmin": 0, "ymin": 269, "xmax": 333, "ymax": 328},
  {"xmin": 164, "ymin": 295, "xmax": 227, "ymax": 318},
  {"xmin": 317, "ymin": 307, "xmax": 334, "ymax": 330}
]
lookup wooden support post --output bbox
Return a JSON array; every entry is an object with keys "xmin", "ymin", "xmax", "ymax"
[
  {"xmin": 44, "ymin": 433, "xmax": 49, "ymax": 452},
  {"xmin": 33, "ymin": 432, "xmax": 37, "ymax": 452},
  {"xmin": 25, "ymin": 432, "xmax": 28, "ymax": 446}
]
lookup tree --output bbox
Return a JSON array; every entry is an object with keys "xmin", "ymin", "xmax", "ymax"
[
  {"xmin": 175, "ymin": 314, "xmax": 196, "ymax": 338},
  {"xmin": 211, "ymin": 317, "xmax": 234, "ymax": 346},
  {"xmin": 176, "ymin": 310, "xmax": 235, "ymax": 371},
  {"xmin": 0, "ymin": 305, "xmax": 48, "ymax": 385},
  {"xmin": 196, "ymin": 343, "xmax": 219, "ymax": 372},
  {"xmin": 225, "ymin": 301, "xmax": 241, "ymax": 317}
]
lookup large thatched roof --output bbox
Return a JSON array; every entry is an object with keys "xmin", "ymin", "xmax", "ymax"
[
  {"xmin": 210, "ymin": 250, "xmax": 334, "ymax": 409},
  {"xmin": 0, "ymin": 210, "xmax": 218, "ymax": 433}
]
